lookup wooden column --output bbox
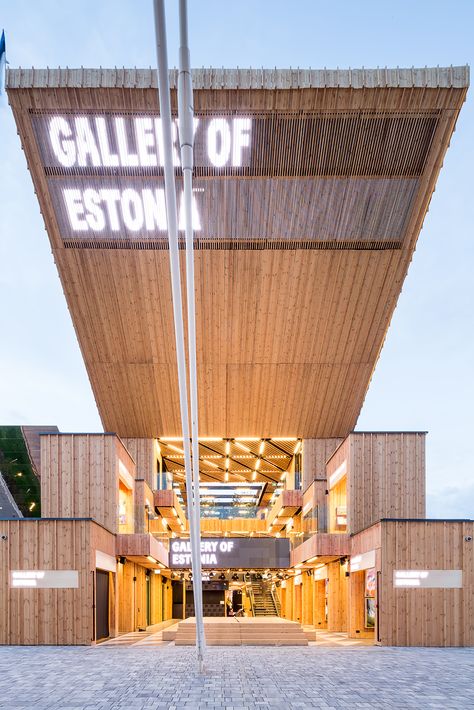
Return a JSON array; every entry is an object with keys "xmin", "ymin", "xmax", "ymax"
[
  {"xmin": 301, "ymin": 573, "xmax": 313, "ymax": 625},
  {"xmin": 327, "ymin": 560, "xmax": 349, "ymax": 632},
  {"xmin": 293, "ymin": 577, "xmax": 302, "ymax": 623},
  {"xmin": 313, "ymin": 579, "xmax": 327, "ymax": 629}
]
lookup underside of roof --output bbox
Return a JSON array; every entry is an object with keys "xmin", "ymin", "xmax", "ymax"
[{"xmin": 7, "ymin": 66, "xmax": 469, "ymax": 438}]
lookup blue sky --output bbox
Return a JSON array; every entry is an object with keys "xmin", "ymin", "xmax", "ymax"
[{"xmin": 0, "ymin": 1, "xmax": 473, "ymax": 517}]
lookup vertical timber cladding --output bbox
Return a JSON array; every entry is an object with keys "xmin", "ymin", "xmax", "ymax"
[
  {"xmin": 40, "ymin": 434, "xmax": 136, "ymax": 534},
  {"xmin": 121, "ymin": 438, "xmax": 156, "ymax": 491},
  {"xmin": 380, "ymin": 520, "xmax": 474, "ymax": 647},
  {"xmin": 326, "ymin": 433, "xmax": 426, "ymax": 534},
  {"xmin": 0, "ymin": 519, "xmax": 115, "ymax": 645}
]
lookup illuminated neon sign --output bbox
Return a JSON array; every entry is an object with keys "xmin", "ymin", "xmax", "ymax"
[
  {"xmin": 32, "ymin": 111, "xmax": 415, "ymax": 245},
  {"xmin": 46, "ymin": 115, "xmax": 252, "ymax": 169},
  {"xmin": 35, "ymin": 114, "xmax": 252, "ymax": 237},
  {"xmin": 169, "ymin": 537, "xmax": 290, "ymax": 568}
]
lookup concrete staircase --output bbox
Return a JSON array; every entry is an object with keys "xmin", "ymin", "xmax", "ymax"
[{"xmin": 174, "ymin": 617, "xmax": 308, "ymax": 646}]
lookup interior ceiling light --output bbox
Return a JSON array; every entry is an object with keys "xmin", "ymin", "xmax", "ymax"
[
  {"xmin": 203, "ymin": 459, "xmax": 219, "ymax": 468},
  {"xmin": 234, "ymin": 442, "xmax": 251, "ymax": 453},
  {"xmin": 166, "ymin": 443, "xmax": 185, "ymax": 454}
]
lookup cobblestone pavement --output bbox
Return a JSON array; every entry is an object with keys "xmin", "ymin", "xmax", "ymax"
[{"xmin": 0, "ymin": 645, "xmax": 473, "ymax": 709}]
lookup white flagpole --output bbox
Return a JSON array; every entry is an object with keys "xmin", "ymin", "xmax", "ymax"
[
  {"xmin": 153, "ymin": 0, "xmax": 205, "ymax": 668},
  {"xmin": 177, "ymin": 0, "xmax": 206, "ymax": 659}
]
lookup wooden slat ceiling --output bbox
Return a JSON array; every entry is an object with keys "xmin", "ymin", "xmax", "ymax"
[
  {"xmin": 7, "ymin": 67, "xmax": 468, "ymax": 438},
  {"xmin": 161, "ymin": 437, "xmax": 298, "ymax": 507}
]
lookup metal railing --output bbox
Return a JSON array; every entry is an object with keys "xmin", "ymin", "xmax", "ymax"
[
  {"xmin": 271, "ymin": 584, "xmax": 281, "ymax": 617},
  {"xmin": 247, "ymin": 584, "xmax": 256, "ymax": 617}
]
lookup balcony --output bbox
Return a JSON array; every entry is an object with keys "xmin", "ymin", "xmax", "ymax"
[
  {"xmin": 266, "ymin": 490, "xmax": 302, "ymax": 533},
  {"xmin": 116, "ymin": 533, "xmax": 169, "ymax": 569}
]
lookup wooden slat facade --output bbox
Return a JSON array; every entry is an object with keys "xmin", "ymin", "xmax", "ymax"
[
  {"xmin": 6, "ymin": 68, "xmax": 468, "ymax": 439},
  {"xmin": 40, "ymin": 434, "xmax": 136, "ymax": 534},
  {"xmin": 348, "ymin": 433, "xmax": 426, "ymax": 534},
  {"xmin": 302, "ymin": 439, "xmax": 343, "ymax": 491},
  {"xmin": 380, "ymin": 519, "xmax": 474, "ymax": 647},
  {"xmin": 0, "ymin": 518, "xmax": 115, "ymax": 645},
  {"xmin": 324, "ymin": 433, "xmax": 426, "ymax": 534},
  {"xmin": 121, "ymin": 438, "xmax": 157, "ymax": 490}
]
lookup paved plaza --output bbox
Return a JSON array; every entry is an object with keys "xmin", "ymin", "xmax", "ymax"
[{"xmin": 0, "ymin": 645, "xmax": 473, "ymax": 709}]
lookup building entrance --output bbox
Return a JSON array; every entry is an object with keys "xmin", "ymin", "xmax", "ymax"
[{"xmin": 95, "ymin": 570, "xmax": 109, "ymax": 641}]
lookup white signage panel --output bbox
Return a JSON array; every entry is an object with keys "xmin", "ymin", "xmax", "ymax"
[
  {"xmin": 313, "ymin": 565, "xmax": 328, "ymax": 581},
  {"xmin": 95, "ymin": 550, "xmax": 117, "ymax": 573},
  {"xmin": 10, "ymin": 570, "xmax": 79, "ymax": 589},
  {"xmin": 393, "ymin": 570, "xmax": 463, "ymax": 588},
  {"xmin": 350, "ymin": 550, "xmax": 376, "ymax": 572}
]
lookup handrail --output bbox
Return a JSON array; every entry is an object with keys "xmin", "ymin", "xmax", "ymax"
[
  {"xmin": 270, "ymin": 584, "xmax": 281, "ymax": 617},
  {"xmin": 247, "ymin": 584, "xmax": 256, "ymax": 617}
]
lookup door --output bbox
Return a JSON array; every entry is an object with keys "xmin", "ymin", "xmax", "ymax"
[{"xmin": 96, "ymin": 570, "xmax": 109, "ymax": 640}]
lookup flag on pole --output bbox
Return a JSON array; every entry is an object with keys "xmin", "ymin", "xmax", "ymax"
[{"xmin": 0, "ymin": 31, "xmax": 7, "ymax": 95}]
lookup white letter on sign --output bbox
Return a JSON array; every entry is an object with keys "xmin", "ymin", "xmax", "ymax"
[
  {"xmin": 207, "ymin": 118, "xmax": 231, "ymax": 167},
  {"xmin": 232, "ymin": 118, "xmax": 251, "ymax": 167},
  {"xmin": 50, "ymin": 117, "xmax": 76, "ymax": 167},
  {"xmin": 64, "ymin": 189, "xmax": 87, "ymax": 230}
]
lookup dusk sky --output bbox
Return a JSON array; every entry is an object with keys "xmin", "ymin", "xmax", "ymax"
[{"xmin": 0, "ymin": 1, "xmax": 472, "ymax": 518}]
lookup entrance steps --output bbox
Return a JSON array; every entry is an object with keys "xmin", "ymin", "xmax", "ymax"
[{"xmin": 174, "ymin": 617, "xmax": 308, "ymax": 646}]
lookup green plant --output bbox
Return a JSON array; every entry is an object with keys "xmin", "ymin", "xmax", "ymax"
[{"xmin": 0, "ymin": 426, "xmax": 40, "ymax": 517}]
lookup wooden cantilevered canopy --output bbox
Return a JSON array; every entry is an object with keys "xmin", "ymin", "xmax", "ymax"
[{"xmin": 7, "ymin": 66, "xmax": 469, "ymax": 438}]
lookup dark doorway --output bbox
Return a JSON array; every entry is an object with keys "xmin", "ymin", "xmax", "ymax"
[{"xmin": 96, "ymin": 570, "xmax": 109, "ymax": 640}]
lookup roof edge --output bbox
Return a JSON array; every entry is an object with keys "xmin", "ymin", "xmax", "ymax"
[{"xmin": 6, "ymin": 65, "xmax": 470, "ymax": 91}]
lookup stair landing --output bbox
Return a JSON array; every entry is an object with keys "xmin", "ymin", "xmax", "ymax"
[{"xmin": 174, "ymin": 616, "xmax": 308, "ymax": 646}]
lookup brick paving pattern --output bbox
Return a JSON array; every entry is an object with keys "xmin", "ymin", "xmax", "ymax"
[{"xmin": 0, "ymin": 645, "xmax": 473, "ymax": 709}]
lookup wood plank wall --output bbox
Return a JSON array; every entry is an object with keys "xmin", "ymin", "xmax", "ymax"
[
  {"xmin": 0, "ymin": 519, "xmax": 115, "ymax": 645},
  {"xmin": 380, "ymin": 520, "xmax": 474, "ymax": 647},
  {"xmin": 349, "ymin": 433, "xmax": 426, "ymax": 534},
  {"xmin": 303, "ymin": 439, "xmax": 343, "ymax": 491},
  {"xmin": 41, "ymin": 434, "xmax": 136, "ymax": 534},
  {"xmin": 121, "ymin": 438, "xmax": 156, "ymax": 490}
]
